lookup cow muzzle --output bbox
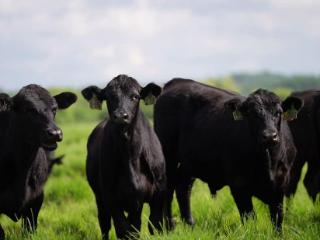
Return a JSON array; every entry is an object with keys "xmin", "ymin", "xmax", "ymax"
[
  {"xmin": 261, "ymin": 130, "xmax": 279, "ymax": 146},
  {"xmin": 42, "ymin": 128, "xmax": 63, "ymax": 150},
  {"xmin": 112, "ymin": 111, "xmax": 129, "ymax": 125}
]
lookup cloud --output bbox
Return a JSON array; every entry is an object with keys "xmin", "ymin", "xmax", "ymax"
[{"xmin": 0, "ymin": 0, "xmax": 319, "ymax": 90}]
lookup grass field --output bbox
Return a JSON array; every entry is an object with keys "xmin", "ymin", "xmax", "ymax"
[{"xmin": 1, "ymin": 121, "xmax": 320, "ymax": 240}]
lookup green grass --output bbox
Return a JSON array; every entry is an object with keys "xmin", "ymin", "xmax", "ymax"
[{"xmin": 1, "ymin": 122, "xmax": 320, "ymax": 240}]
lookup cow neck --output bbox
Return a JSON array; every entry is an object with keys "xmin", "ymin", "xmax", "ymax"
[
  {"xmin": 261, "ymin": 127, "xmax": 287, "ymax": 185},
  {"xmin": 267, "ymin": 127, "xmax": 286, "ymax": 162},
  {"xmin": 3, "ymin": 112, "xmax": 40, "ymax": 170},
  {"xmin": 113, "ymin": 110, "xmax": 144, "ymax": 170}
]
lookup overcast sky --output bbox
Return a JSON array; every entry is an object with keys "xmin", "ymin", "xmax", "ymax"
[{"xmin": 0, "ymin": 0, "xmax": 319, "ymax": 90}]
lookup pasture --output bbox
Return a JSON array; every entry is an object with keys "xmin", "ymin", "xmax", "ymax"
[{"xmin": 0, "ymin": 120, "xmax": 319, "ymax": 240}]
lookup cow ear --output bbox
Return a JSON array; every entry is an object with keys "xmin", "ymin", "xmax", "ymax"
[
  {"xmin": 81, "ymin": 86, "xmax": 104, "ymax": 110},
  {"xmin": 224, "ymin": 98, "xmax": 243, "ymax": 121},
  {"xmin": 54, "ymin": 92, "xmax": 77, "ymax": 109},
  {"xmin": 282, "ymin": 96, "xmax": 303, "ymax": 121},
  {"xmin": 0, "ymin": 93, "xmax": 12, "ymax": 112},
  {"xmin": 140, "ymin": 83, "xmax": 162, "ymax": 105}
]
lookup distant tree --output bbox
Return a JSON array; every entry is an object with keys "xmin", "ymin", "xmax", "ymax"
[{"xmin": 273, "ymin": 87, "xmax": 293, "ymax": 99}]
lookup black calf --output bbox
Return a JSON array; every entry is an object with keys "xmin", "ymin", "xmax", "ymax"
[
  {"xmin": 0, "ymin": 85, "xmax": 76, "ymax": 239},
  {"xmin": 154, "ymin": 79, "xmax": 302, "ymax": 230},
  {"xmin": 82, "ymin": 74, "xmax": 166, "ymax": 239}
]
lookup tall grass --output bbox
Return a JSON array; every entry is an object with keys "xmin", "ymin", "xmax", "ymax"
[{"xmin": 1, "ymin": 122, "xmax": 320, "ymax": 240}]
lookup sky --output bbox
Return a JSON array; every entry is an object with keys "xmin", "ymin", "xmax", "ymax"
[{"xmin": 0, "ymin": 0, "xmax": 319, "ymax": 90}]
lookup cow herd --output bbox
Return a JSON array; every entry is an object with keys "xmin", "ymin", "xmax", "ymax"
[{"xmin": 0, "ymin": 75, "xmax": 319, "ymax": 239}]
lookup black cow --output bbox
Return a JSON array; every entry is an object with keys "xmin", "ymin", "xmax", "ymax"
[
  {"xmin": 0, "ymin": 85, "xmax": 77, "ymax": 239},
  {"xmin": 82, "ymin": 75, "xmax": 166, "ymax": 239},
  {"xmin": 154, "ymin": 79, "xmax": 303, "ymax": 230},
  {"xmin": 286, "ymin": 90, "xmax": 320, "ymax": 201}
]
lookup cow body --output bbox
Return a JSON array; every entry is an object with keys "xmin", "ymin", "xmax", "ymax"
[
  {"xmin": 0, "ymin": 85, "xmax": 76, "ymax": 239},
  {"xmin": 154, "ymin": 79, "xmax": 301, "ymax": 230},
  {"xmin": 82, "ymin": 75, "xmax": 166, "ymax": 239},
  {"xmin": 287, "ymin": 90, "xmax": 320, "ymax": 200}
]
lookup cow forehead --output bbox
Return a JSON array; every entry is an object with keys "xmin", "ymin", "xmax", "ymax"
[
  {"xmin": 246, "ymin": 90, "xmax": 281, "ymax": 110},
  {"xmin": 106, "ymin": 75, "xmax": 141, "ymax": 94},
  {"xmin": 16, "ymin": 84, "xmax": 56, "ymax": 109}
]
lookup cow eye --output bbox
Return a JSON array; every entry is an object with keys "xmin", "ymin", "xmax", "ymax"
[
  {"xmin": 273, "ymin": 110, "xmax": 282, "ymax": 117},
  {"xmin": 131, "ymin": 94, "xmax": 140, "ymax": 101}
]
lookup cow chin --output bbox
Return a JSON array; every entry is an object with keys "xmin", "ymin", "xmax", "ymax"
[
  {"xmin": 110, "ymin": 117, "xmax": 131, "ymax": 126},
  {"xmin": 260, "ymin": 138, "xmax": 280, "ymax": 148}
]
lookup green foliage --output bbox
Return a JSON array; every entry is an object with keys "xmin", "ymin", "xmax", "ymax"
[
  {"xmin": 273, "ymin": 87, "xmax": 293, "ymax": 99},
  {"xmin": 231, "ymin": 72, "xmax": 320, "ymax": 94},
  {"xmin": 50, "ymin": 88, "xmax": 105, "ymax": 124},
  {"xmin": 203, "ymin": 76, "xmax": 242, "ymax": 93}
]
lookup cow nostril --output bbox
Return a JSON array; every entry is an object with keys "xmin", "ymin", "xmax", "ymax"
[
  {"xmin": 122, "ymin": 113, "xmax": 129, "ymax": 120},
  {"xmin": 262, "ymin": 131, "xmax": 278, "ymax": 142},
  {"xmin": 272, "ymin": 132, "xmax": 278, "ymax": 140},
  {"xmin": 46, "ymin": 129, "xmax": 63, "ymax": 141}
]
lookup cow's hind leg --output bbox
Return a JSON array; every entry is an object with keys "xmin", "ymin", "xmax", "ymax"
[
  {"xmin": 22, "ymin": 192, "xmax": 44, "ymax": 232},
  {"xmin": 230, "ymin": 187, "xmax": 254, "ymax": 223},
  {"xmin": 176, "ymin": 176, "xmax": 195, "ymax": 226},
  {"xmin": 0, "ymin": 224, "xmax": 4, "ymax": 240},
  {"xmin": 96, "ymin": 199, "xmax": 111, "ymax": 240},
  {"xmin": 164, "ymin": 159, "xmax": 178, "ymax": 230},
  {"xmin": 304, "ymin": 167, "xmax": 320, "ymax": 202}
]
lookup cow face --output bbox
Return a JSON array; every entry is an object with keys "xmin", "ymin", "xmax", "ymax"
[
  {"xmin": 82, "ymin": 74, "xmax": 161, "ymax": 126},
  {"xmin": 225, "ymin": 89, "xmax": 303, "ymax": 148},
  {"xmin": 6, "ymin": 85, "xmax": 77, "ymax": 150}
]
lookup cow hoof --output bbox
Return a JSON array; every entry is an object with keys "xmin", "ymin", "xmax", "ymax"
[
  {"xmin": 166, "ymin": 218, "xmax": 176, "ymax": 231},
  {"xmin": 185, "ymin": 217, "xmax": 195, "ymax": 226}
]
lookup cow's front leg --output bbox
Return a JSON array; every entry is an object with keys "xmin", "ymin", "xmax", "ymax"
[
  {"xmin": 148, "ymin": 190, "xmax": 166, "ymax": 234},
  {"xmin": 111, "ymin": 205, "xmax": 130, "ymax": 239},
  {"xmin": 230, "ymin": 187, "xmax": 255, "ymax": 222},
  {"xmin": 269, "ymin": 192, "xmax": 284, "ymax": 231},
  {"xmin": 127, "ymin": 205, "xmax": 143, "ymax": 238},
  {"xmin": 22, "ymin": 192, "xmax": 44, "ymax": 232}
]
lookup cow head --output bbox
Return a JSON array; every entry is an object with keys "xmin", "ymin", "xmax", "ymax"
[
  {"xmin": 225, "ymin": 89, "xmax": 303, "ymax": 148},
  {"xmin": 82, "ymin": 74, "xmax": 161, "ymax": 126},
  {"xmin": 6, "ymin": 84, "xmax": 77, "ymax": 150}
]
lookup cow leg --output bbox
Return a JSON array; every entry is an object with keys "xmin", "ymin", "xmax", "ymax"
[
  {"xmin": 22, "ymin": 192, "xmax": 44, "ymax": 232},
  {"xmin": 0, "ymin": 224, "xmax": 4, "ymax": 240},
  {"xmin": 127, "ymin": 205, "xmax": 143, "ymax": 238},
  {"xmin": 230, "ymin": 188, "xmax": 254, "ymax": 223},
  {"xmin": 96, "ymin": 199, "xmax": 111, "ymax": 240},
  {"xmin": 148, "ymin": 191, "xmax": 166, "ymax": 234},
  {"xmin": 285, "ymin": 156, "xmax": 304, "ymax": 197},
  {"xmin": 268, "ymin": 192, "xmax": 284, "ymax": 231},
  {"xmin": 165, "ymin": 184, "xmax": 175, "ymax": 230},
  {"xmin": 164, "ymin": 161, "xmax": 177, "ymax": 230},
  {"xmin": 111, "ymin": 206, "xmax": 130, "ymax": 239},
  {"xmin": 176, "ymin": 175, "xmax": 195, "ymax": 226},
  {"xmin": 304, "ymin": 166, "xmax": 320, "ymax": 202}
]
